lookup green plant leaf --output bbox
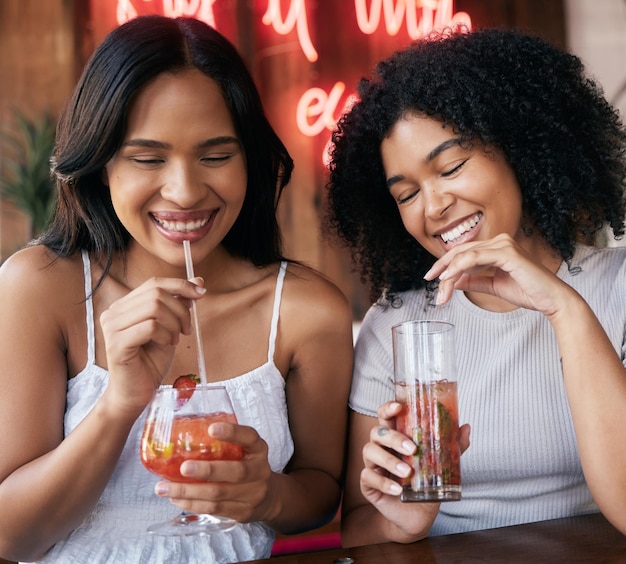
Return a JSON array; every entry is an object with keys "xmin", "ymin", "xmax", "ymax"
[{"xmin": 0, "ymin": 109, "xmax": 57, "ymax": 237}]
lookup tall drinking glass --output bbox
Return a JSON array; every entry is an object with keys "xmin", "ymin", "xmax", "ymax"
[
  {"xmin": 392, "ymin": 320, "xmax": 461, "ymax": 502},
  {"xmin": 140, "ymin": 384, "xmax": 243, "ymax": 535}
]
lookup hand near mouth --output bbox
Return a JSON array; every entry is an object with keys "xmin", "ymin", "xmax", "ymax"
[{"xmin": 423, "ymin": 233, "xmax": 571, "ymax": 316}]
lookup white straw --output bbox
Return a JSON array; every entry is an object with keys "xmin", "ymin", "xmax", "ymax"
[{"xmin": 183, "ymin": 240, "xmax": 208, "ymax": 385}]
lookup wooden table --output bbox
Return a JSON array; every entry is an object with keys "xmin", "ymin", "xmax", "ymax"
[{"xmin": 251, "ymin": 512, "xmax": 626, "ymax": 563}]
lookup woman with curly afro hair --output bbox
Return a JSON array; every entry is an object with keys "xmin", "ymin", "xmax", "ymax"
[{"xmin": 326, "ymin": 27, "xmax": 626, "ymax": 546}]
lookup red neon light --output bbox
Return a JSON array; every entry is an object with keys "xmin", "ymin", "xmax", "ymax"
[
  {"xmin": 107, "ymin": 0, "xmax": 472, "ymax": 163},
  {"xmin": 114, "ymin": 0, "xmax": 217, "ymax": 26},
  {"xmin": 261, "ymin": 0, "xmax": 471, "ymax": 61},
  {"xmin": 262, "ymin": 0, "xmax": 318, "ymax": 63},
  {"xmin": 355, "ymin": 0, "xmax": 472, "ymax": 38},
  {"xmin": 296, "ymin": 82, "xmax": 357, "ymax": 137},
  {"xmin": 116, "ymin": 0, "xmax": 137, "ymax": 23}
]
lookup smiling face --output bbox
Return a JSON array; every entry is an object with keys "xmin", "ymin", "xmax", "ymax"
[
  {"xmin": 104, "ymin": 69, "xmax": 247, "ymax": 270},
  {"xmin": 381, "ymin": 113, "xmax": 525, "ymax": 259}
]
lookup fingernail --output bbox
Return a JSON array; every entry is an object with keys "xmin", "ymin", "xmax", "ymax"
[
  {"xmin": 396, "ymin": 462, "xmax": 412, "ymax": 477},
  {"xmin": 389, "ymin": 482, "xmax": 403, "ymax": 495},
  {"xmin": 195, "ymin": 285, "xmax": 207, "ymax": 295},
  {"xmin": 181, "ymin": 461, "xmax": 196, "ymax": 476},
  {"xmin": 438, "ymin": 269, "xmax": 450, "ymax": 280},
  {"xmin": 423, "ymin": 267, "xmax": 434, "ymax": 280},
  {"xmin": 209, "ymin": 423, "xmax": 225, "ymax": 437},
  {"xmin": 402, "ymin": 440, "xmax": 416, "ymax": 454},
  {"xmin": 435, "ymin": 292, "xmax": 445, "ymax": 306},
  {"xmin": 155, "ymin": 483, "xmax": 169, "ymax": 496}
]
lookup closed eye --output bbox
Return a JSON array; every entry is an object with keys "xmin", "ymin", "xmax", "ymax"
[
  {"xmin": 396, "ymin": 189, "xmax": 419, "ymax": 205},
  {"xmin": 441, "ymin": 159, "xmax": 468, "ymax": 178},
  {"xmin": 130, "ymin": 157, "xmax": 163, "ymax": 164},
  {"xmin": 201, "ymin": 154, "xmax": 235, "ymax": 166}
]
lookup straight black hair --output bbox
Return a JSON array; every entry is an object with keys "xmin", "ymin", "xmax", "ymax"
[{"xmin": 42, "ymin": 15, "xmax": 293, "ymax": 283}]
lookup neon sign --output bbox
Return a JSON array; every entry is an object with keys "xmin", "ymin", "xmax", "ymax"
[
  {"xmin": 262, "ymin": 0, "xmax": 471, "ymax": 61},
  {"xmin": 262, "ymin": 0, "xmax": 318, "ymax": 63},
  {"xmin": 109, "ymin": 0, "xmax": 472, "ymax": 161},
  {"xmin": 115, "ymin": 0, "xmax": 218, "ymax": 26},
  {"xmin": 355, "ymin": 0, "xmax": 471, "ymax": 37}
]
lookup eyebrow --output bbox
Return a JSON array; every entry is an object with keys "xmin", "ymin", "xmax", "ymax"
[
  {"xmin": 386, "ymin": 137, "xmax": 463, "ymax": 191},
  {"xmin": 122, "ymin": 136, "xmax": 241, "ymax": 150}
]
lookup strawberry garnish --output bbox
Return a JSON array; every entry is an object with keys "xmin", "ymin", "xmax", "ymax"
[{"xmin": 173, "ymin": 373, "xmax": 201, "ymax": 408}]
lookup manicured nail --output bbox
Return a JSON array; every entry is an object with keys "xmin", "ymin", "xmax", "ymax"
[
  {"xmin": 423, "ymin": 267, "xmax": 434, "ymax": 280},
  {"xmin": 195, "ymin": 285, "xmax": 207, "ymax": 295},
  {"xmin": 181, "ymin": 461, "xmax": 197, "ymax": 476},
  {"xmin": 396, "ymin": 462, "xmax": 412, "ymax": 477},
  {"xmin": 389, "ymin": 482, "xmax": 403, "ymax": 495},
  {"xmin": 209, "ymin": 423, "xmax": 225, "ymax": 437},
  {"xmin": 155, "ymin": 483, "xmax": 170, "ymax": 496},
  {"xmin": 402, "ymin": 440, "xmax": 416, "ymax": 454}
]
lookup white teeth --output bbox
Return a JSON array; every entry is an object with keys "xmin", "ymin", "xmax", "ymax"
[
  {"xmin": 154, "ymin": 217, "xmax": 209, "ymax": 233},
  {"xmin": 440, "ymin": 213, "xmax": 481, "ymax": 243}
]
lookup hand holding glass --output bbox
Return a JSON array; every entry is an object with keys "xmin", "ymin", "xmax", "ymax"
[
  {"xmin": 392, "ymin": 320, "xmax": 461, "ymax": 502},
  {"xmin": 140, "ymin": 384, "xmax": 243, "ymax": 535}
]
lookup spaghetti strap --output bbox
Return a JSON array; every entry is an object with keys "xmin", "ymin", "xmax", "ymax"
[
  {"xmin": 267, "ymin": 261, "xmax": 287, "ymax": 363},
  {"xmin": 81, "ymin": 250, "xmax": 96, "ymax": 366}
]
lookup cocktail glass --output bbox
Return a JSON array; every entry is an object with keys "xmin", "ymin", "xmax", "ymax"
[{"xmin": 140, "ymin": 384, "xmax": 243, "ymax": 535}]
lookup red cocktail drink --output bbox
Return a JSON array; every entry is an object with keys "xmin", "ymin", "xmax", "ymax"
[
  {"xmin": 141, "ymin": 412, "xmax": 244, "ymax": 482},
  {"xmin": 140, "ymin": 384, "xmax": 243, "ymax": 535},
  {"xmin": 395, "ymin": 380, "xmax": 461, "ymax": 501},
  {"xmin": 392, "ymin": 320, "xmax": 462, "ymax": 502}
]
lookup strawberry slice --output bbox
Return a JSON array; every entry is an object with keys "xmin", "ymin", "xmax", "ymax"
[{"xmin": 173, "ymin": 373, "xmax": 201, "ymax": 408}]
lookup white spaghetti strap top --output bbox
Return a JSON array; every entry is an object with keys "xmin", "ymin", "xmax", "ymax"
[
  {"xmin": 79, "ymin": 251, "xmax": 287, "ymax": 367},
  {"xmin": 268, "ymin": 261, "xmax": 287, "ymax": 363},
  {"xmin": 50, "ymin": 253, "xmax": 295, "ymax": 563},
  {"xmin": 81, "ymin": 250, "xmax": 96, "ymax": 365}
]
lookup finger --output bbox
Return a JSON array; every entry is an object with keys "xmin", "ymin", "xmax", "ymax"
[
  {"xmin": 179, "ymin": 459, "xmax": 247, "ymax": 483},
  {"xmin": 102, "ymin": 285, "xmax": 194, "ymax": 338},
  {"xmin": 361, "ymin": 467, "xmax": 403, "ymax": 496},
  {"xmin": 362, "ymin": 440, "xmax": 412, "ymax": 479},
  {"xmin": 376, "ymin": 401, "xmax": 403, "ymax": 423},
  {"xmin": 160, "ymin": 480, "xmax": 242, "ymax": 515},
  {"xmin": 139, "ymin": 276, "xmax": 207, "ymax": 299},
  {"xmin": 440, "ymin": 244, "xmax": 517, "ymax": 281},
  {"xmin": 189, "ymin": 276, "xmax": 204, "ymax": 288},
  {"xmin": 208, "ymin": 422, "xmax": 267, "ymax": 455},
  {"xmin": 370, "ymin": 425, "xmax": 416, "ymax": 456},
  {"xmin": 105, "ymin": 319, "xmax": 184, "ymax": 358},
  {"xmin": 435, "ymin": 277, "xmax": 456, "ymax": 305},
  {"xmin": 459, "ymin": 423, "xmax": 471, "ymax": 453}
]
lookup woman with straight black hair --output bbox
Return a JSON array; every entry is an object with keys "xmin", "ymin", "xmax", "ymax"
[{"xmin": 0, "ymin": 15, "xmax": 353, "ymax": 563}]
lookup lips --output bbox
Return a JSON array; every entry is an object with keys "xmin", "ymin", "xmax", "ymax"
[{"xmin": 439, "ymin": 212, "xmax": 482, "ymax": 244}]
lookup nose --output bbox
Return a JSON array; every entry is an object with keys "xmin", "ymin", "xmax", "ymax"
[
  {"xmin": 422, "ymin": 184, "xmax": 453, "ymax": 219},
  {"xmin": 160, "ymin": 161, "xmax": 207, "ymax": 208}
]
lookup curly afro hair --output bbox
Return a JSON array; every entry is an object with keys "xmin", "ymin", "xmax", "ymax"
[{"xmin": 325, "ymin": 27, "xmax": 626, "ymax": 303}]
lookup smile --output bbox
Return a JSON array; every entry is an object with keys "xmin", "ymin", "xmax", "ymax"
[
  {"xmin": 440, "ymin": 213, "xmax": 482, "ymax": 244},
  {"xmin": 152, "ymin": 216, "xmax": 210, "ymax": 233}
]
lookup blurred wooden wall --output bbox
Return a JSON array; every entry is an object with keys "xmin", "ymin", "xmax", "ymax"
[{"xmin": 0, "ymin": 0, "xmax": 565, "ymax": 323}]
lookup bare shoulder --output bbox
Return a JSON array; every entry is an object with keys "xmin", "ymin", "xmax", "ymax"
[
  {"xmin": 281, "ymin": 261, "xmax": 353, "ymax": 331},
  {"xmin": 0, "ymin": 245, "xmax": 84, "ymax": 309}
]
